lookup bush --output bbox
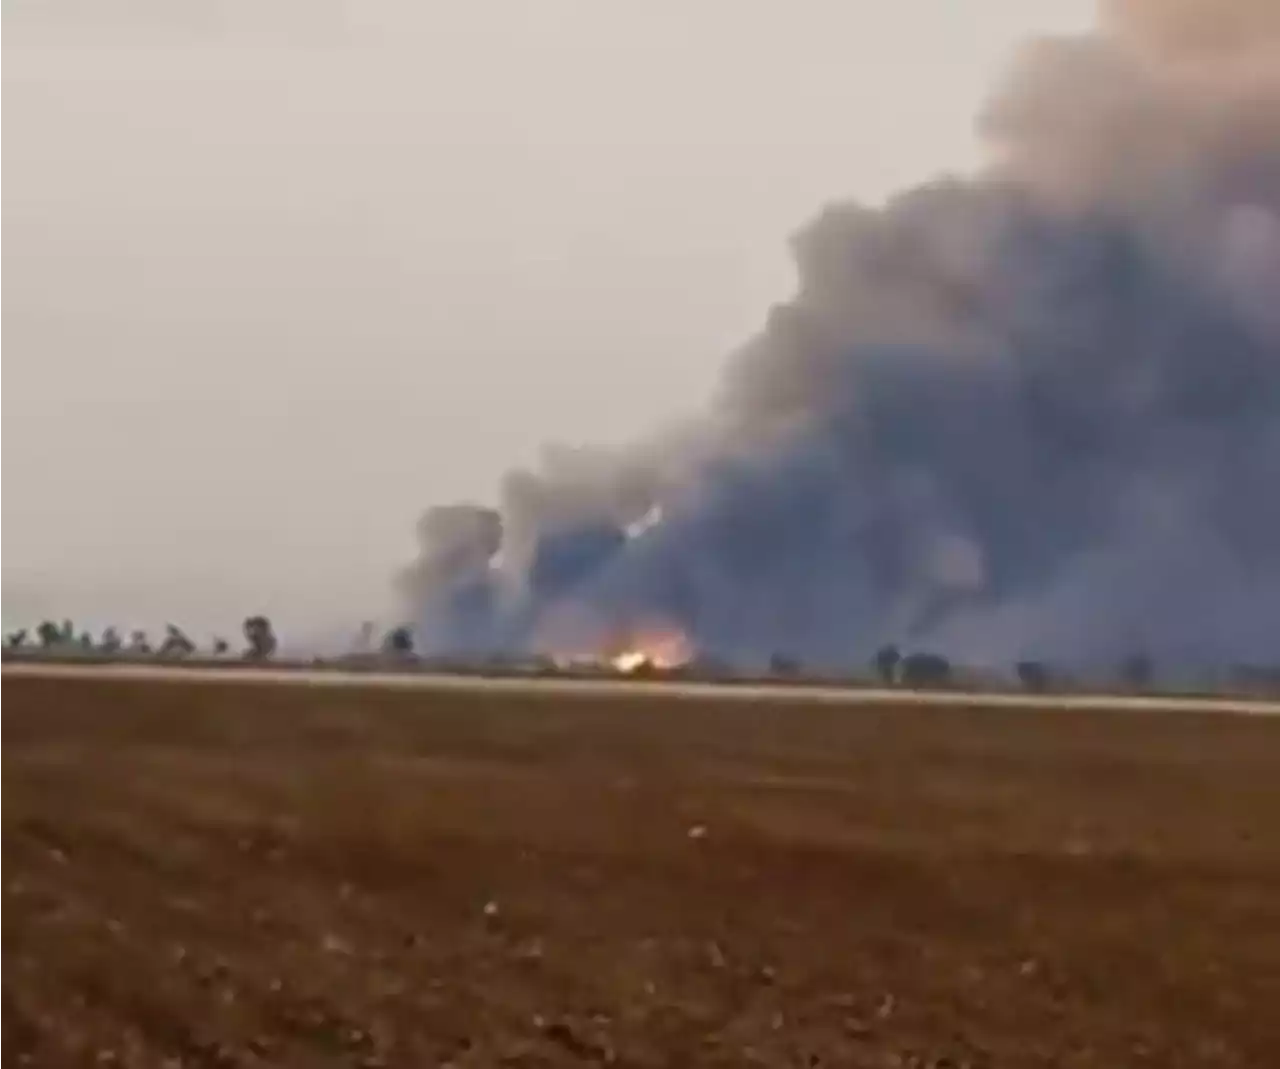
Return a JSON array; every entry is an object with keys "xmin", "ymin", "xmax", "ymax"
[
  {"xmin": 900, "ymin": 652, "xmax": 952, "ymax": 689},
  {"xmin": 1015, "ymin": 660, "xmax": 1050, "ymax": 693}
]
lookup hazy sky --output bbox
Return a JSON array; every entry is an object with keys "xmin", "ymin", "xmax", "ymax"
[{"xmin": 2, "ymin": 0, "xmax": 1093, "ymax": 641}]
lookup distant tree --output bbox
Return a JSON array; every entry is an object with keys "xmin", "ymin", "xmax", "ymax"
[
  {"xmin": 356, "ymin": 621, "xmax": 376, "ymax": 654},
  {"xmin": 100, "ymin": 627, "xmax": 122, "ymax": 654},
  {"xmin": 769, "ymin": 653, "xmax": 800, "ymax": 677},
  {"xmin": 531, "ymin": 654, "xmax": 559, "ymax": 676},
  {"xmin": 129, "ymin": 630, "xmax": 152, "ymax": 655},
  {"xmin": 873, "ymin": 644, "xmax": 901, "ymax": 686},
  {"xmin": 6, "ymin": 629, "xmax": 29, "ymax": 649},
  {"xmin": 242, "ymin": 616, "xmax": 277, "ymax": 660},
  {"xmin": 900, "ymin": 652, "xmax": 952, "ymax": 689},
  {"xmin": 78, "ymin": 631, "xmax": 95, "ymax": 650},
  {"xmin": 37, "ymin": 620, "xmax": 62, "ymax": 648},
  {"xmin": 159, "ymin": 624, "xmax": 195, "ymax": 659},
  {"xmin": 212, "ymin": 637, "xmax": 230, "ymax": 656},
  {"xmin": 382, "ymin": 625, "xmax": 415, "ymax": 656},
  {"xmin": 1120, "ymin": 652, "xmax": 1153, "ymax": 691},
  {"xmin": 630, "ymin": 657, "xmax": 659, "ymax": 678},
  {"xmin": 1015, "ymin": 660, "xmax": 1050, "ymax": 693}
]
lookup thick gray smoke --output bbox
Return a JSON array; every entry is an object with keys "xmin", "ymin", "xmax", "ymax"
[{"xmin": 401, "ymin": 0, "xmax": 1280, "ymax": 671}]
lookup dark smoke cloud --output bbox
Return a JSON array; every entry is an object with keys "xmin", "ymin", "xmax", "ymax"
[{"xmin": 402, "ymin": 0, "xmax": 1280, "ymax": 670}]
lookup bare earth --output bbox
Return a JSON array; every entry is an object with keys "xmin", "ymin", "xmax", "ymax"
[{"xmin": 5, "ymin": 676, "xmax": 1280, "ymax": 1067}]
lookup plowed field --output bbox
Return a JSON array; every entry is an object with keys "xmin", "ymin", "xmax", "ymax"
[{"xmin": 5, "ymin": 674, "xmax": 1280, "ymax": 1067}]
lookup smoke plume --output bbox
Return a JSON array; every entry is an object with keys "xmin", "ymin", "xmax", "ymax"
[{"xmin": 400, "ymin": 0, "xmax": 1280, "ymax": 671}]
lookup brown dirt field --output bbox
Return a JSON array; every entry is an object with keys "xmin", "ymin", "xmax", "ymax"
[{"xmin": 4, "ymin": 677, "xmax": 1280, "ymax": 1068}]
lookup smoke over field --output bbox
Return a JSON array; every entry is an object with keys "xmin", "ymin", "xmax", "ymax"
[{"xmin": 401, "ymin": 0, "xmax": 1280, "ymax": 669}]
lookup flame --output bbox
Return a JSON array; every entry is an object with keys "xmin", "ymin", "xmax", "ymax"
[
  {"xmin": 537, "ymin": 604, "xmax": 693, "ymax": 673},
  {"xmin": 608, "ymin": 627, "xmax": 693, "ymax": 673},
  {"xmin": 611, "ymin": 650, "xmax": 651, "ymax": 673}
]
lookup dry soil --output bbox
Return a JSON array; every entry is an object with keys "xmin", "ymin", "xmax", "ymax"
[{"xmin": 5, "ymin": 674, "xmax": 1280, "ymax": 1067}]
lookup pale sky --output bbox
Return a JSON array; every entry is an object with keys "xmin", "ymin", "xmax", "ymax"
[{"xmin": 1, "ymin": 0, "xmax": 1093, "ymax": 642}]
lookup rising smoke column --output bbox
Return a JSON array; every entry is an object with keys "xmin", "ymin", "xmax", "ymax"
[
  {"xmin": 397, "ymin": 504, "xmax": 504, "ymax": 657},
  {"xmin": 404, "ymin": 0, "xmax": 1280, "ymax": 670}
]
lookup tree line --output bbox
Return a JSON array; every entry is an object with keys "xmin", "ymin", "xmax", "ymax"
[
  {"xmin": 5, "ymin": 616, "xmax": 279, "ymax": 660},
  {"xmin": 10, "ymin": 617, "xmax": 1273, "ymax": 696}
]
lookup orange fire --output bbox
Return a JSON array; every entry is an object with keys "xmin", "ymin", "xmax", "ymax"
[
  {"xmin": 607, "ymin": 627, "xmax": 694, "ymax": 673},
  {"xmin": 611, "ymin": 650, "xmax": 652, "ymax": 673},
  {"xmin": 535, "ymin": 602, "xmax": 693, "ymax": 673}
]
